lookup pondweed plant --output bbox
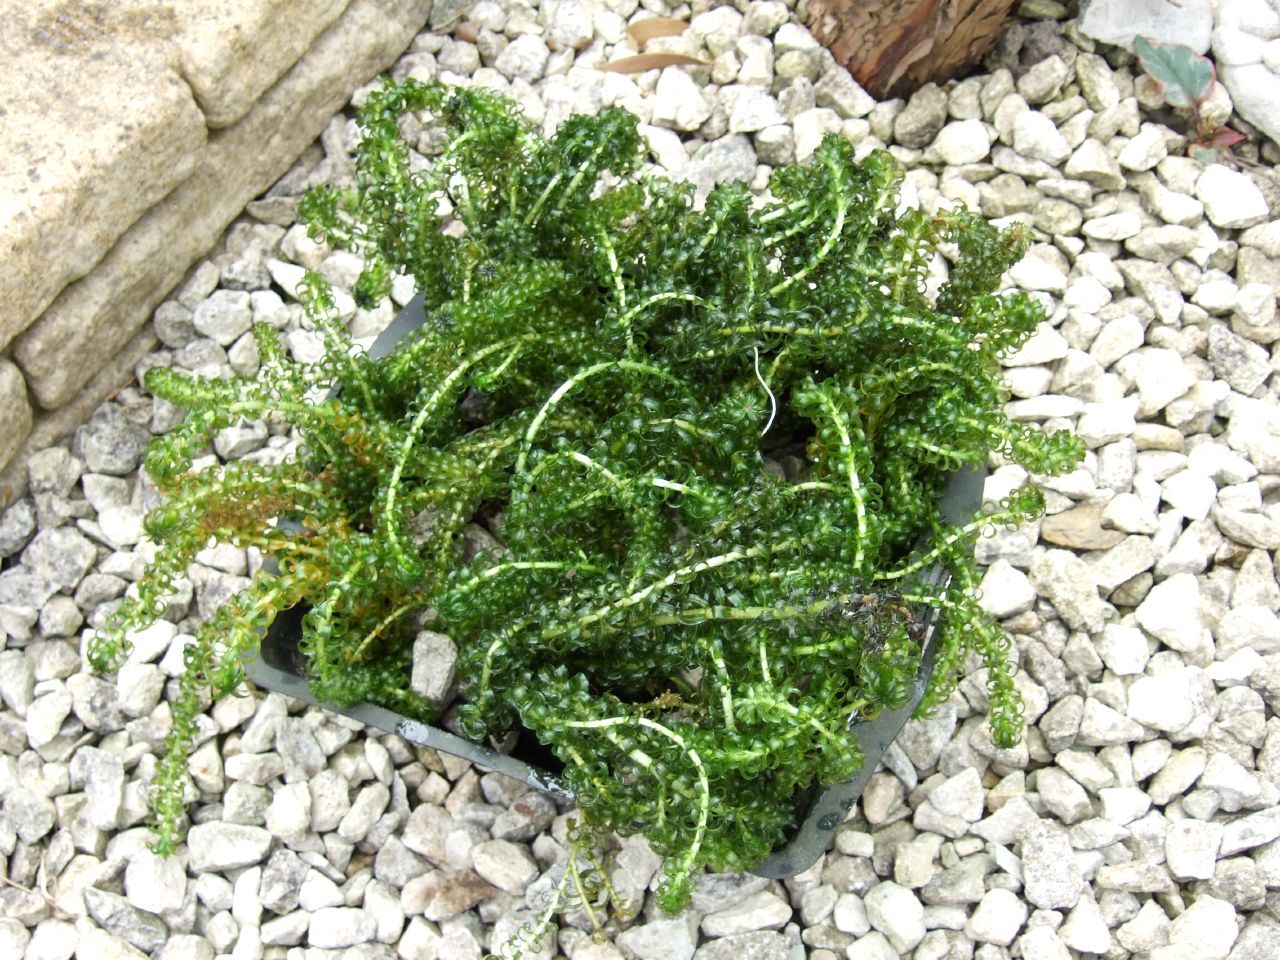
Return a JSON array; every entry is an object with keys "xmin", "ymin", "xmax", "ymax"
[{"xmin": 91, "ymin": 79, "xmax": 1082, "ymax": 916}]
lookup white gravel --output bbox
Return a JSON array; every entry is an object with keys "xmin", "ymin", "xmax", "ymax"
[{"xmin": 2, "ymin": 2, "xmax": 1280, "ymax": 959}]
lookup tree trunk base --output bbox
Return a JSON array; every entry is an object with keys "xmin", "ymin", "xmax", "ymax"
[{"xmin": 803, "ymin": 0, "xmax": 1017, "ymax": 101}]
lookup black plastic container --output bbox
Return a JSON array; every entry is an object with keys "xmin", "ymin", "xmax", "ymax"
[{"xmin": 245, "ymin": 294, "xmax": 989, "ymax": 877}]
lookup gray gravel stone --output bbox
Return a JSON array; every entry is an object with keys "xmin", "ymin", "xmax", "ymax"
[
  {"xmin": 965, "ymin": 887, "xmax": 1027, "ymax": 945},
  {"xmin": 124, "ymin": 848, "xmax": 187, "ymax": 916},
  {"xmin": 410, "ymin": 630, "xmax": 458, "ymax": 710},
  {"xmin": 617, "ymin": 917, "xmax": 697, "ymax": 960},
  {"xmin": 1196, "ymin": 165, "xmax": 1270, "ymax": 229},
  {"xmin": 1166, "ymin": 819, "xmax": 1224, "ymax": 880},
  {"xmin": 693, "ymin": 930, "xmax": 790, "ymax": 960},
  {"xmin": 1135, "ymin": 573, "xmax": 1206, "ymax": 653},
  {"xmin": 472, "ymin": 838, "xmax": 538, "ymax": 894},
  {"xmin": 26, "ymin": 686, "xmax": 72, "ymax": 747},
  {"xmin": 265, "ymin": 781, "xmax": 311, "ymax": 844},
  {"xmin": 978, "ymin": 560, "xmax": 1037, "ymax": 618},
  {"xmin": 1029, "ymin": 550, "xmax": 1107, "ymax": 632},
  {"xmin": 1209, "ymin": 323, "xmax": 1272, "ymax": 395},
  {"xmin": 70, "ymin": 745, "xmax": 124, "ymax": 829},
  {"xmin": 309, "ymin": 907, "xmax": 377, "ymax": 949},
  {"xmin": 1020, "ymin": 820, "xmax": 1082, "ymax": 909},
  {"xmin": 701, "ymin": 889, "xmax": 792, "ymax": 937},
  {"xmin": 864, "ymin": 882, "xmax": 925, "ymax": 953},
  {"xmin": 894, "ymin": 84, "xmax": 948, "ymax": 148},
  {"xmin": 192, "ymin": 290, "xmax": 253, "ymax": 346},
  {"xmin": 83, "ymin": 887, "xmax": 169, "ymax": 953},
  {"xmin": 337, "ymin": 782, "xmax": 389, "ymax": 843},
  {"xmin": 1127, "ymin": 666, "xmax": 1214, "ymax": 735},
  {"xmin": 0, "ymin": 498, "xmax": 37, "ymax": 558},
  {"xmin": 814, "ymin": 68, "xmax": 875, "ymax": 119},
  {"xmin": 1163, "ymin": 894, "xmax": 1238, "ymax": 959},
  {"xmin": 75, "ymin": 403, "xmax": 150, "ymax": 475},
  {"xmin": 187, "ymin": 822, "xmax": 273, "ymax": 872},
  {"xmin": 23, "ymin": 527, "xmax": 98, "ymax": 592},
  {"xmin": 3, "ymin": 785, "xmax": 54, "ymax": 842},
  {"xmin": 494, "ymin": 34, "xmax": 548, "ymax": 83},
  {"xmin": 651, "ymin": 68, "xmax": 712, "ymax": 132}
]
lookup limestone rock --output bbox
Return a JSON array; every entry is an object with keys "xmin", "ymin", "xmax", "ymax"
[
  {"xmin": 187, "ymin": 822, "xmax": 273, "ymax": 872},
  {"xmin": 1196, "ymin": 165, "xmax": 1271, "ymax": 230},
  {"xmin": 1029, "ymin": 550, "xmax": 1108, "ymax": 632},
  {"xmin": 177, "ymin": 0, "xmax": 352, "ymax": 128},
  {"xmin": 1219, "ymin": 62, "xmax": 1280, "ymax": 149},
  {"xmin": 0, "ymin": 5, "xmax": 206, "ymax": 352},
  {"xmin": 0, "ymin": 362, "xmax": 33, "ymax": 475},
  {"xmin": 1079, "ymin": 0, "xmax": 1213, "ymax": 54},
  {"xmin": 411, "ymin": 631, "xmax": 458, "ymax": 710},
  {"xmin": 12, "ymin": 0, "xmax": 433, "ymax": 410},
  {"xmin": 1020, "ymin": 820, "xmax": 1082, "ymax": 909}
]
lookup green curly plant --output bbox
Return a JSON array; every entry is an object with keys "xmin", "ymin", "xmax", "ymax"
[{"xmin": 90, "ymin": 79, "xmax": 1082, "ymax": 914}]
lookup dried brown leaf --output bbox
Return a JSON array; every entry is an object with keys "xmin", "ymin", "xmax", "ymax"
[
  {"xmin": 597, "ymin": 53, "xmax": 706, "ymax": 73},
  {"xmin": 628, "ymin": 17, "xmax": 690, "ymax": 45}
]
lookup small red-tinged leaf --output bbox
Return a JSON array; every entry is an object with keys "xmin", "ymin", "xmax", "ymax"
[
  {"xmin": 1135, "ymin": 37, "xmax": 1215, "ymax": 109},
  {"xmin": 597, "ymin": 53, "xmax": 706, "ymax": 73},
  {"xmin": 1205, "ymin": 127, "xmax": 1246, "ymax": 148},
  {"xmin": 629, "ymin": 17, "xmax": 689, "ymax": 45}
]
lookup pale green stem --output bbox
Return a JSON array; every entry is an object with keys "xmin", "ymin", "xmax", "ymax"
[{"xmin": 812, "ymin": 388, "xmax": 867, "ymax": 570}]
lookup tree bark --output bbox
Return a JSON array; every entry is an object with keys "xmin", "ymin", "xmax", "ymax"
[{"xmin": 803, "ymin": 0, "xmax": 1016, "ymax": 101}]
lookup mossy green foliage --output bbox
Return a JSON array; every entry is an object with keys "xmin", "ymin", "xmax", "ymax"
[{"xmin": 91, "ymin": 79, "xmax": 1082, "ymax": 911}]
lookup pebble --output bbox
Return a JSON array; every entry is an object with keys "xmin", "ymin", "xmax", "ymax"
[
  {"xmin": 701, "ymin": 890, "xmax": 792, "ymax": 937},
  {"xmin": 1126, "ymin": 667, "xmax": 1213, "ymax": 735},
  {"xmin": 1035, "ymin": 767, "xmax": 1093, "ymax": 824},
  {"xmin": 410, "ymin": 631, "xmax": 458, "ymax": 710},
  {"xmin": 1020, "ymin": 821, "xmax": 1082, "ymax": 909},
  {"xmin": 863, "ymin": 882, "xmax": 925, "ymax": 953},
  {"xmin": 193, "ymin": 290, "xmax": 253, "ymax": 345},
  {"xmin": 71, "ymin": 745, "xmax": 125, "ymax": 829},
  {"xmin": 1201, "ymin": 752, "xmax": 1270, "ymax": 812},
  {"xmin": 1135, "ymin": 573, "xmax": 1206, "ymax": 653},
  {"xmin": 931, "ymin": 119, "xmax": 992, "ymax": 164},
  {"xmin": 652, "ymin": 68, "xmax": 713, "ymax": 132},
  {"xmin": 966, "ymin": 887, "xmax": 1028, "ymax": 945},
  {"xmin": 75, "ymin": 404, "xmax": 150, "ymax": 475},
  {"xmin": 306, "ymin": 907, "xmax": 377, "ymax": 948},
  {"xmin": 1208, "ymin": 323, "xmax": 1272, "ymax": 394},
  {"xmin": 1065, "ymin": 138, "xmax": 1124, "ymax": 189},
  {"xmin": 616, "ymin": 917, "xmax": 697, "ymax": 960},
  {"xmin": 1012, "ymin": 110, "xmax": 1071, "ymax": 164},
  {"xmin": 1158, "ymin": 894, "xmax": 1238, "ymax": 959},
  {"xmin": 23, "ymin": 527, "xmax": 98, "ymax": 592},
  {"xmin": 1057, "ymin": 895, "xmax": 1111, "ymax": 954},
  {"xmin": 83, "ymin": 888, "xmax": 169, "ymax": 953},
  {"xmin": 187, "ymin": 822, "xmax": 273, "ymax": 872},
  {"xmin": 471, "ymin": 839, "xmax": 538, "ymax": 894},
  {"xmin": 1196, "ymin": 165, "xmax": 1270, "ymax": 229},
  {"xmin": 1029, "ymin": 550, "xmax": 1107, "ymax": 632},
  {"xmin": 494, "ymin": 34, "xmax": 549, "ymax": 83},
  {"xmin": 1166, "ymin": 819, "xmax": 1224, "ymax": 881},
  {"xmin": 928, "ymin": 768, "xmax": 985, "ymax": 822}
]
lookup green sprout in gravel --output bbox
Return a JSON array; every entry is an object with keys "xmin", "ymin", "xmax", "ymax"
[{"xmin": 90, "ymin": 79, "xmax": 1083, "ymax": 915}]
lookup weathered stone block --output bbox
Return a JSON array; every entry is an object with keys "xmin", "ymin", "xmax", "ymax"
[
  {"xmin": 0, "ymin": 362, "xmax": 34, "ymax": 474},
  {"xmin": 0, "ymin": 4, "xmax": 206, "ymax": 351},
  {"xmin": 13, "ymin": 0, "xmax": 433, "ymax": 410},
  {"xmin": 177, "ymin": 0, "xmax": 354, "ymax": 128}
]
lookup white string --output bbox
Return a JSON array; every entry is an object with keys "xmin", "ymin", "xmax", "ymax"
[{"xmin": 753, "ymin": 345, "xmax": 777, "ymax": 437}]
